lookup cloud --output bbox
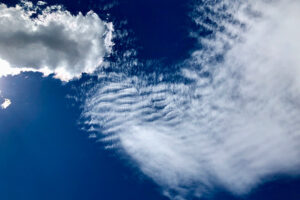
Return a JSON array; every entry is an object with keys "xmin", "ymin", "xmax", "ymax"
[
  {"xmin": 0, "ymin": 1, "xmax": 113, "ymax": 81},
  {"xmin": 83, "ymin": 0, "xmax": 300, "ymax": 199},
  {"xmin": 1, "ymin": 98, "xmax": 11, "ymax": 109}
]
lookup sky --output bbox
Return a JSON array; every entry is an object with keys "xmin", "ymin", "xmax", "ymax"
[{"xmin": 0, "ymin": 0, "xmax": 300, "ymax": 200}]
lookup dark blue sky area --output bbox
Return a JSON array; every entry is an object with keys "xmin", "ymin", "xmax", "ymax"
[
  {"xmin": 0, "ymin": 73, "xmax": 169, "ymax": 200},
  {"xmin": 0, "ymin": 72, "xmax": 299, "ymax": 200}
]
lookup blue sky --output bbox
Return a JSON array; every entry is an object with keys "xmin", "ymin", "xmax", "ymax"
[
  {"xmin": 0, "ymin": 0, "xmax": 300, "ymax": 200},
  {"xmin": 0, "ymin": 73, "xmax": 169, "ymax": 200}
]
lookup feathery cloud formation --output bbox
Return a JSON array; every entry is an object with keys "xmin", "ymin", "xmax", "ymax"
[{"xmin": 83, "ymin": 0, "xmax": 300, "ymax": 199}]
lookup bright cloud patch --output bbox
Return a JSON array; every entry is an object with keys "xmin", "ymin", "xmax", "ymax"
[
  {"xmin": 83, "ymin": 0, "xmax": 300, "ymax": 199},
  {"xmin": 1, "ymin": 98, "xmax": 11, "ymax": 109},
  {"xmin": 0, "ymin": 1, "xmax": 113, "ymax": 81}
]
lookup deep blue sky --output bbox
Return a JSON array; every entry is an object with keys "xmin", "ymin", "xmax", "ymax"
[
  {"xmin": 0, "ymin": 73, "xmax": 169, "ymax": 200},
  {"xmin": 0, "ymin": 0, "xmax": 300, "ymax": 200},
  {"xmin": 1, "ymin": 73, "xmax": 300, "ymax": 200}
]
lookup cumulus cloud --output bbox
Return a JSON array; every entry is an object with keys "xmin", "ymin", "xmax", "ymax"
[
  {"xmin": 0, "ymin": 1, "xmax": 113, "ymax": 81},
  {"xmin": 83, "ymin": 0, "xmax": 300, "ymax": 199}
]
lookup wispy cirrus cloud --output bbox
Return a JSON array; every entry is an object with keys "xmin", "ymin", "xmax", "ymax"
[
  {"xmin": 83, "ymin": 0, "xmax": 300, "ymax": 199},
  {"xmin": 0, "ymin": 1, "xmax": 113, "ymax": 81}
]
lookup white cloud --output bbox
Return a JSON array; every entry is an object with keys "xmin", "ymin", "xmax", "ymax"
[
  {"xmin": 0, "ymin": 1, "xmax": 113, "ymax": 81},
  {"xmin": 1, "ymin": 98, "xmax": 11, "ymax": 109},
  {"xmin": 83, "ymin": 0, "xmax": 300, "ymax": 199}
]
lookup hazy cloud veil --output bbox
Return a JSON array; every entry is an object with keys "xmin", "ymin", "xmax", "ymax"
[{"xmin": 83, "ymin": 0, "xmax": 300, "ymax": 199}]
